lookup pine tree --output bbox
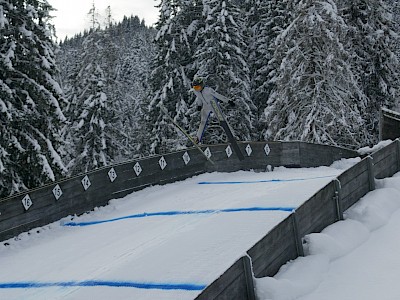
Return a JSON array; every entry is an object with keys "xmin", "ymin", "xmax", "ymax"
[
  {"xmin": 0, "ymin": 0, "xmax": 67, "ymax": 197},
  {"xmin": 247, "ymin": 0, "xmax": 295, "ymax": 139},
  {"xmin": 146, "ymin": 0, "xmax": 204, "ymax": 154},
  {"xmin": 67, "ymin": 31, "xmax": 120, "ymax": 174},
  {"xmin": 342, "ymin": 0, "xmax": 400, "ymax": 139},
  {"xmin": 264, "ymin": 0, "xmax": 369, "ymax": 148},
  {"xmin": 118, "ymin": 26, "xmax": 155, "ymax": 157},
  {"xmin": 88, "ymin": 0, "xmax": 101, "ymax": 30},
  {"xmin": 194, "ymin": 0, "xmax": 254, "ymax": 142},
  {"xmin": 0, "ymin": 0, "xmax": 14, "ymax": 195},
  {"xmin": 389, "ymin": 0, "xmax": 400, "ymax": 62},
  {"xmin": 57, "ymin": 16, "xmax": 155, "ymax": 161},
  {"xmin": 56, "ymin": 37, "xmax": 82, "ymax": 162}
]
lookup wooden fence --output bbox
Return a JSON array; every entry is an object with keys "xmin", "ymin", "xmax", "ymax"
[
  {"xmin": 195, "ymin": 140, "xmax": 400, "ymax": 300},
  {"xmin": 0, "ymin": 142, "xmax": 356, "ymax": 243},
  {"xmin": 380, "ymin": 107, "xmax": 400, "ymax": 141}
]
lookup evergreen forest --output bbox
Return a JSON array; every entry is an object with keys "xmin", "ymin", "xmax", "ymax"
[{"xmin": 1, "ymin": 0, "xmax": 400, "ymax": 198}]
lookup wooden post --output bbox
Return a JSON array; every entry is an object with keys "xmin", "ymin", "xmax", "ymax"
[
  {"xmin": 367, "ymin": 156, "xmax": 375, "ymax": 191},
  {"xmin": 333, "ymin": 179, "xmax": 343, "ymax": 221},
  {"xmin": 379, "ymin": 107, "xmax": 383, "ymax": 141},
  {"xmin": 291, "ymin": 212, "xmax": 304, "ymax": 257},
  {"xmin": 397, "ymin": 139, "xmax": 400, "ymax": 172},
  {"xmin": 243, "ymin": 256, "xmax": 256, "ymax": 300}
]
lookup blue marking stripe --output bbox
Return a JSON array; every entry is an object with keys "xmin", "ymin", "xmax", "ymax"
[
  {"xmin": 0, "ymin": 280, "xmax": 206, "ymax": 291},
  {"xmin": 63, "ymin": 207, "xmax": 295, "ymax": 227},
  {"xmin": 198, "ymin": 175, "xmax": 335, "ymax": 185}
]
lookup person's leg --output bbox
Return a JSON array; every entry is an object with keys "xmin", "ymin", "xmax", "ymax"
[{"xmin": 196, "ymin": 109, "xmax": 211, "ymax": 143}]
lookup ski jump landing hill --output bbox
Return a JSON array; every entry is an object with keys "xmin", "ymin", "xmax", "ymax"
[{"xmin": 0, "ymin": 108, "xmax": 399, "ymax": 300}]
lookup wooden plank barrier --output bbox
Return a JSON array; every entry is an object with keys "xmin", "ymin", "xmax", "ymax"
[
  {"xmin": 194, "ymin": 256, "xmax": 255, "ymax": 300},
  {"xmin": 371, "ymin": 140, "xmax": 399, "ymax": 179},
  {"xmin": 380, "ymin": 107, "xmax": 400, "ymax": 140},
  {"xmin": 247, "ymin": 214, "xmax": 301, "ymax": 278},
  {"xmin": 338, "ymin": 157, "xmax": 371, "ymax": 212},
  {"xmin": 295, "ymin": 180, "xmax": 339, "ymax": 237}
]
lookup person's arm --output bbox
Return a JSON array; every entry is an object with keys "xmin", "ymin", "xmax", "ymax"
[{"xmin": 210, "ymin": 88, "xmax": 230, "ymax": 103}]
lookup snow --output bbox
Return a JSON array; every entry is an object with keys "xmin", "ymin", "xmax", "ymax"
[
  {"xmin": 0, "ymin": 153, "xmax": 5, "ymax": 173},
  {"xmin": 358, "ymin": 139, "xmax": 393, "ymax": 155},
  {"xmin": 0, "ymin": 164, "xmax": 352, "ymax": 300},
  {"xmin": 303, "ymin": 219, "xmax": 370, "ymax": 261},
  {"xmin": 256, "ymin": 171, "xmax": 400, "ymax": 300},
  {"xmin": 19, "ymin": 24, "xmax": 33, "ymax": 38},
  {"xmin": 2, "ymin": 157, "xmax": 400, "ymax": 300},
  {"xmin": 39, "ymin": 153, "xmax": 55, "ymax": 181},
  {"xmin": 0, "ymin": 6, "xmax": 8, "ymax": 28},
  {"xmin": 4, "ymin": 41, "xmax": 16, "ymax": 69},
  {"xmin": 45, "ymin": 72, "xmax": 64, "ymax": 95}
]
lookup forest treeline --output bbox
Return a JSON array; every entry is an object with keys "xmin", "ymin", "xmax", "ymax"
[{"xmin": 1, "ymin": 0, "xmax": 399, "ymax": 197}]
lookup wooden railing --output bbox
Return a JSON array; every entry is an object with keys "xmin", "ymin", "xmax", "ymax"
[{"xmin": 380, "ymin": 107, "xmax": 400, "ymax": 141}]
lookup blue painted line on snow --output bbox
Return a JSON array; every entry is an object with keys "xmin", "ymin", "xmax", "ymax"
[
  {"xmin": 198, "ymin": 175, "xmax": 336, "ymax": 185},
  {"xmin": 63, "ymin": 207, "xmax": 295, "ymax": 227},
  {"xmin": 0, "ymin": 280, "xmax": 206, "ymax": 291}
]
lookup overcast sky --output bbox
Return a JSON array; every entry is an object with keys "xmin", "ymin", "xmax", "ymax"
[{"xmin": 48, "ymin": 0, "xmax": 160, "ymax": 40}]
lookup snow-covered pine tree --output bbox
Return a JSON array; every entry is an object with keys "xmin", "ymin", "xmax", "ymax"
[
  {"xmin": 247, "ymin": 0, "xmax": 295, "ymax": 139},
  {"xmin": 0, "ymin": 0, "xmax": 67, "ymax": 197},
  {"xmin": 57, "ymin": 33, "xmax": 84, "ymax": 162},
  {"xmin": 243, "ymin": 0, "xmax": 264, "ymax": 140},
  {"xmin": 116, "ymin": 17, "xmax": 155, "ymax": 157},
  {"xmin": 99, "ymin": 26, "xmax": 127, "ymax": 162},
  {"xmin": 194, "ymin": 0, "xmax": 254, "ymax": 142},
  {"xmin": 57, "ymin": 16, "xmax": 155, "ymax": 161},
  {"xmin": 341, "ymin": 0, "xmax": 400, "ymax": 139},
  {"xmin": 146, "ymin": 0, "xmax": 204, "ymax": 154},
  {"xmin": 88, "ymin": 0, "xmax": 101, "ymax": 30},
  {"xmin": 67, "ymin": 30, "xmax": 120, "ymax": 175},
  {"xmin": 389, "ymin": 0, "xmax": 400, "ymax": 62},
  {"xmin": 263, "ymin": 0, "xmax": 370, "ymax": 148},
  {"xmin": 0, "ymin": 0, "xmax": 15, "ymax": 196}
]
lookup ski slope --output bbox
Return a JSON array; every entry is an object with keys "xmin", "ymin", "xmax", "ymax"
[{"xmin": 0, "ymin": 160, "xmax": 359, "ymax": 300}]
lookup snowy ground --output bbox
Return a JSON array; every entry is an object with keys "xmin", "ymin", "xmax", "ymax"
[
  {"xmin": 256, "ymin": 172, "xmax": 400, "ymax": 300},
  {"xmin": 0, "ymin": 161, "xmax": 357, "ymax": 300}
]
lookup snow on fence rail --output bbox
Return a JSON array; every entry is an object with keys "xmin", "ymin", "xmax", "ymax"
[{"xmin": 195, "ymin": 140, "xmax": 400, "ymax": 300}]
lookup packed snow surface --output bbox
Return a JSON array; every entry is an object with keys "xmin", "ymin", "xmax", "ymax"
[
  {"xmin": 0, "ymin": 159, "xmax": 361, "ymax": 300},
  {"xmin": 256, "ymin": 172, "xmax": 400, "ymax": 300}
]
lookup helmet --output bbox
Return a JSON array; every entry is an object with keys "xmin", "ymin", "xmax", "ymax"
[{"xmin": 192, "ymin": 77, "xmax": 205, "ymax": 91}]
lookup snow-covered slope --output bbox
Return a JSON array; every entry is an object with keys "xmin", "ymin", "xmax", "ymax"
[{"xmin": 0, "ymin": 164, "xmax": 353, "ymax": 300}]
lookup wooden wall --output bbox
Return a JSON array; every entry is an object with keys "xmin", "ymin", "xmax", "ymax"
[{"xmin": 380, "ymin": 108, "xmax": 400, "ymax": 141}]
